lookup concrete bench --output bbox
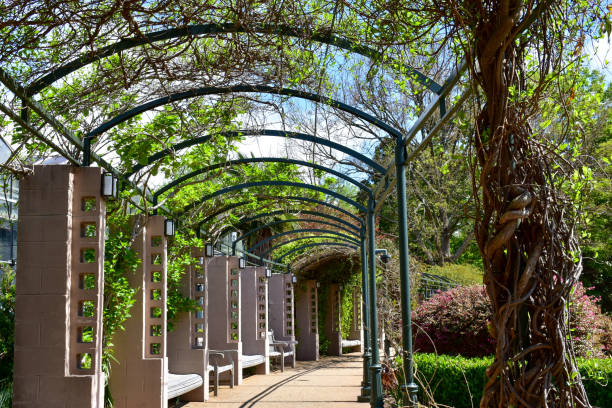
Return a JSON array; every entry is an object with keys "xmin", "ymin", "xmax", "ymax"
[
  {"xmin": 167, "ymin": 373, "xmax": 203, "ymax": 400},
  {"xmin": 167, "ymin": 350, "xmax": 234, "ymax": 399},
  {"xmin": 242, "ymin": 354, "xmax": 266, "ymax": 368},
  {"xmin": 342, "ymin": 339, "xmax": 362, "ymax": 348}
]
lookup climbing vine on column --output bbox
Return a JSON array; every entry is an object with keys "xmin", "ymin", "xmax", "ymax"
[{"xmin": 434, "ymin": 2, "xmax": 607, "ymax": 407}]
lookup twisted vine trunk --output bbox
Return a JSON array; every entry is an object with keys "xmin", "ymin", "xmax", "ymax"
[{"xmin": 470, "ymin": 3, "xmax": 590, "ymax": 407}]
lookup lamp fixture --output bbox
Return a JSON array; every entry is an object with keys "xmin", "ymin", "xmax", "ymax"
[
  {"xmin": 239, "ymin": 257, "xmax": 246, "ymax": 269},
  {"xmin": 265, "ymin": 268, "xmax": 272, "ymax": 278},
  {"xmin": 164, "ymin": 219, "xmax": 175, "ymax": 236},
  {"xmin": 205, "ymin": 243, "xmax": 214, "ymax": 257},
  {"xmin": 101, "ymin": 172, "xmax": 118, "ymax": 199},
  {"xmin": 291, "ymin": 275, "xmax": 297, "ymax": 284}
]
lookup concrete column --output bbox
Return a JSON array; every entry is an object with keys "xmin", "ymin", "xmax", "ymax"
[
  {"xmin": 167, "ymin": 247, "xmax": 209, "ymax": 401},
  {"xmin": 208, "ymin": 256, "xmax": 243, "ymax": 385},
  {"xmin": 295, "ymin": 280, "xmax": 319, "ymax": 361},
  {"xmin": 325, "ymin": 283, "xmax": 342, "ymax": 356},
  {"xmin": 268, "ymin": 274, "xmax": 296, "ymax": 367},
  {"xmin": 109, "ymin": 215, "xmax": 168, "ymax": 408},
  {"xmin": 240, "ymin": 266, "xmax": 269, "ymax": 374},
  {"xmin": 347, "ymin": 286, "xmax": 364, "ymax": 353},
  {"xmin": 13, "ymin": 165, "xmax": 105, "ymax": 408}
]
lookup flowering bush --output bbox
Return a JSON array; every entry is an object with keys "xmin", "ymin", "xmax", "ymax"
[
  {"xmin": 412, "ymin": 285, "xmax": 495, "ymax": 357},
  {"xmin": 412, "ymin": 283, "xmax": 612, "ymax": 358},
  {"xmin": 569, "ymin": 282, "xmax": 612, "ymax": 358}
]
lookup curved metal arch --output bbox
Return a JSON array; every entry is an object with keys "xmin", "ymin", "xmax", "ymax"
[
  {"xmin": 26, "ymin": 23, "xmax": 442, "ymax": 96},
  {"xmin": 239, "ymin": 209, "xmax": 359, "ymax": 232},
  {"xmin": 248, "ymin": 228, "xmax": 357, "ymax": 254},
  {"xmin": 154, "ymin": 156, "xmax": 372, "ymax": 200},
  {"xmin": 128, "ymin": 129, "xmax": 384, "ymax": 177},
  {"xmin": 259, "ymin": 235, "xmax": 361, "ymax": 259},
  {"xmin": 277, "ymin": 242, "xmax": 358, "ymax": 262},
  {"xmin": 197, "ymin": 195, "xmax": 363, "ymax": 230},
  {"xmin": 179, "ymin": 180, "xmax": 367, "ymax": 215},
  {"xmin": 86, "ymin": 86, "xmax": 403, "ymax": 142},
  {"xmin": 233, "ymin": 218, "xmax": 359, "ymax": 253}
]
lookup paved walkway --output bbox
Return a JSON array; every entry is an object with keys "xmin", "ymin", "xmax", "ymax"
[{"xmin": 182, "ymin": 353, "xmax": 364, "ymax": 407}]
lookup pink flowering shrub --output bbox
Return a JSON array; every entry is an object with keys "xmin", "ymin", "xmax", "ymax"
[
  {"xmin": 412, "ymin": 285, "xmax": 495, "ymax": 357},
  {"xmin": 412, "ymin": 283, "xmax": 612, "ymax": 358},
  {"xmin": 569, "ymin": 282, "xmax": 612, "ymax": 358}
]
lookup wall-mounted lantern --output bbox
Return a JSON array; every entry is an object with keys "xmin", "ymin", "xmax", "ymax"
[
  {"xmin": 164, "ymin": 219, "xmax": 175, "ymax": 236},
  {"xmin": 239, "ymin": 257, "xmax": 246, "ymax": 269},
  {"xmin": 205, "ymin": 243, "xmax": 214, "ymax": 257},
  {"xmin": 291, "ymin": 275, "xmax": 298, "ymax": 284},
  {"xmin": 198, "ymin": 256, "xmax": 204, "ymax": 264},
  {"xmin": 101, "ymin": 172, "xmax": 118, "ymax": 199},
  {"xmin": 316, "ymin": 281, "xmax": 320, "ymax": 288},
  {"xmin": 265, "ymin": 268, "xmax": 272, "ymax": 278}
]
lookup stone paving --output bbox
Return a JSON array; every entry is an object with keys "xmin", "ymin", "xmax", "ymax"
[{"xmin": 180, "ymin": 353, "xmax": 364, "ymax": 407}]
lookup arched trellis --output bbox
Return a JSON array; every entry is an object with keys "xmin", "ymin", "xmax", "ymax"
[
  {"xmin": 86, "ymin": 86, "xmax": 403, "ymax": 142},
  {"xmin": 26, "ymin": 23, "xmax": 442, "ymax": 96},
  {"xmin": 231, "ymin": 218, "xmax": 359, "ymax": 254},
  {"xmin": 259, "ymin": 235, "xmax": 361, "ymax": 259},
  {"xmin": 212, "ymin": 209, "xmax": 361, "ymax": 249},
  {"xmin": 276, "ymin": 242, "xmax": 358, "ymax": 262},
  {"xmin": 196, "ymin": 195, "xmax": 364, "ymax": 237},
  {"xmin": 0, "ymin": 18, "xmax": 470, "ymax": 406},
  {"xmin": 239, "ymin": 209, "xmax": 360, "ymax": 232},
  {"xmin": 246, "ymin": 228, "xmax": 359, "ymax": 254},
  {"xmin": 153, "ymin": 156, "xmax": 372, "ymax": 201},
  {"xmin": 179, "ymin": 180, "xmax": 367, "ymax": 216}
]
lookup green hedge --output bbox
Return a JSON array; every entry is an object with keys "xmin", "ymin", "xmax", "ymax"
[{"xmin": 395, "ymin": 354, "xmax": 611, "ymax": 408}]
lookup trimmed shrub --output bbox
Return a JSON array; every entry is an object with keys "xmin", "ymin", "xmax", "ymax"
[
  {"xmin": 394, "ymin": 354, "xmax": 612, "ymax": 408},
  {"xmin": 412, "ymin": 283, "xmax": 612, "ymax": 358}
]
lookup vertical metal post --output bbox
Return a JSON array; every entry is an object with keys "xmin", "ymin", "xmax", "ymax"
[
  {"xmin": 395, "ymin": 140, "xmax": 418, "ymax": 404},
  {"xmin": 367, "ymin": 198, "xmax": 383, "ymax": 408},
  {"xmin": 358, "ymin": 231, "xmax": 371, "ymax": 402},
  {"xmin": 82, "ymin": 136, "xmax": 91, "ymax": 166}
]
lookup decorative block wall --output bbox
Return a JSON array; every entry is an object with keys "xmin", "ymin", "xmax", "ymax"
[
  {"xmin": 268, "ymin": 274, "xmax": 296, "ymax": 368},
  {"xmin": 324, "ymin": 283, "xmax": 342, "ymax": 356},
  {"xmin": 166, "ymin": 247, "xmax": 209, "ymax": 401},
  {"xmin": 207, "ymin": 256, "xmax": 243, "ymax": 385},
  {"xmin": 295, "ymin": 280, "xmax": 319, "ymax": 361},
  {"xmin": 347, "ymin": 286, "xmax": 364, "ymax": 352},
  {"xmin": 240, "ymin": 266, "xmax": 269, "ymax": 374},
  {"xmin": 13, "ymin": 165, "xmax": 105, "ymax": 408},
  {"xmin": 109, "ymin": 215, "xmax": 168, "ymax": 408}
]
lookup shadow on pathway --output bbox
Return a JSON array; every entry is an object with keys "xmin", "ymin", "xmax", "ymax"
[{"xmin": 180, "ymin": 353, "xmax": 364, "ymax": 407}]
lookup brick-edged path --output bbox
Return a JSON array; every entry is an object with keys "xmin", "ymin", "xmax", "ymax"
[{"xmin": 181, "ymin": 353, "xmax": 363, "ymax": 407}]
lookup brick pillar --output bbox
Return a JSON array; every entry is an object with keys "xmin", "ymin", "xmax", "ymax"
[
  {"xmin": 295, "ymin": 280, "xmax": 319, "ymax": 361},
  {"xmin": 207, "ymin": 256, "xmax": 243, "ymax": 385},
  {"xmin": 325, "ymin": 283, "xmax": 342, "ymax": 356},
  {"xmin": 268, "ymin": 274, "xmax": 296, "ymax": 367},
  {"xmin": 109, "ymin": 215, "xmax": 168, "ymax": 408},
  {"xmin": 240, "ymin": 266, "xmax": 269, "ymax": 374},
  {"xmin": 13, "ymin": 165, "xmax": 105, "ymax": 408},
  {"xmin": 167, "ymin": 247, "xmax": 209, "ymax": 401}
]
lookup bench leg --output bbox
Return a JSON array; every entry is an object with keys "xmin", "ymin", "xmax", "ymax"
[
  {"xmin": 230, "ymin": 368, "xmax": 234, "ymax": 389},
  {"xmin": 214, "ymin": 370, "xmax": 219, "ymax": 396}
]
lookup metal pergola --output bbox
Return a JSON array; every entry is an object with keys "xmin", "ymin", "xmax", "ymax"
[{"xmin": 0, "ymin": 20, "xmax": 470, "ymax": 407}]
